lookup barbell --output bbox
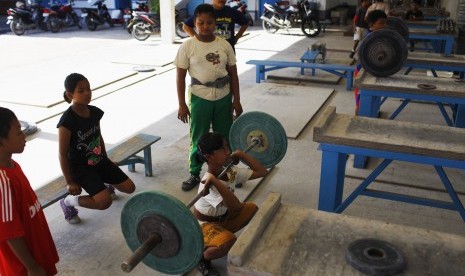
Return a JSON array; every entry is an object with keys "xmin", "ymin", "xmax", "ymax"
[
  {"xmin": 120, "ymin": 111, "xmax": 288, "ymax": 274},
  {"xmin": 359, "ymin": 17, "xmax": 409, "ymax": 77}
]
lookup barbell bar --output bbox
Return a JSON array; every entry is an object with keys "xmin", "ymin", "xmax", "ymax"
[
  {"xmin": 120, "ymin": 111, "xmax": 288, "ymax": 274},
  {"xmin": 186, "ymin": 136, "xmax": 260, "ymax": 209}
]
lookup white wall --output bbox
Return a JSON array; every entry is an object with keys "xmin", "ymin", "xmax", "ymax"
[{"xmin": 442, "ymin": 0, "xmax": 459, "ymax": 21}]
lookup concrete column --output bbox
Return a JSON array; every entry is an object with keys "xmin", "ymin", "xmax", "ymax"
[{"xmin": 160, "ymin": 0, "xmax": 175, "ymax": 44}]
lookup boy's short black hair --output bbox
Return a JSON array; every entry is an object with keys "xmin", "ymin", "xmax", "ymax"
[
  {"xmin": 366, "ymin": 10, "xmax": 387, "ymax": 26},
  {"xmin": 196, "ymin": 132, "xmax": 225, "ymax": 163},
  {"xmin": 194, "ymin": 4, "xmax": 215, "ymax": 20},
  {"xmin": 0, "ymin": 107, "xmax": 17, "ymax": 139}
]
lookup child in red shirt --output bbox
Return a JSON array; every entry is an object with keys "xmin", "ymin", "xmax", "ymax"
[{"xmin": 0, "ymin": 107, "xmax": 59, "ymax": 275}]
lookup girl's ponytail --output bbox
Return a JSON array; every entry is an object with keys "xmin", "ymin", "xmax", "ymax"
[{"xmin": 63, "ymin": 91, "xmax": 71, "ymax": 104}]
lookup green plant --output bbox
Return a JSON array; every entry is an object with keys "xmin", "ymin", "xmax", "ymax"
[{"xmin": 149, "ymin": 0, "xmax": 160, "ymax": 14}]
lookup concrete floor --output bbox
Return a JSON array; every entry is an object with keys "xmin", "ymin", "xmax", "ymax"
[{"xmin": 1, "ymin": 23, "xmax": 464, "ymax": 276}]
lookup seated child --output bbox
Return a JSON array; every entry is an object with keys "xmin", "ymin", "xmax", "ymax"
[
  {"xmin": 193, "ymin": 132, "xmax": 268, "ymax": 276},
  {"xmin": 57, "ymin": 73, "xmax": 136, "ymax": 224}
]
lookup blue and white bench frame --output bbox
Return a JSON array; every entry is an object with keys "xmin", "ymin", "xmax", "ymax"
[
  {"xmin": 404, "ymin": 52, "xmax": 465, "ymax": 78},
  {"xmin": 314, "ymin": 107, "xmax": 465, "ymax": 222},
  {"xmin": 354, "ymin": 73, "xmax": 465, "ymax": 168},
  {"xmin": 409, "ymin": 29, "xmax": 455, "ymax": 54},
  {"xmin": 246, "ymin": 60, "xmax": 355, "ymax": 91}
]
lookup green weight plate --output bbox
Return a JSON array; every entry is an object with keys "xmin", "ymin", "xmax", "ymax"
[
  {"xmin": 230, "ymin": 111, "xmax": 287, "ymax": 168},
  {"xmin": 121, "ymin": 191, "xmax": 203, "ymax": 274}
]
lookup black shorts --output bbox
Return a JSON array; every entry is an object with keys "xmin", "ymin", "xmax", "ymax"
[{"xmin": 70, "ymin": 157, "xmax": 128, "ymax": 196}]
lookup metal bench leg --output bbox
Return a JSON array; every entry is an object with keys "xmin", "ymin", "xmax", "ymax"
[
  {"xmin": 454, "ymin": 104, "xmax": 465, "ymax": 128},
  {"xmin": 346, "ymin": 71, "xmax": 354, "ymax": 91},
  {"xmin": 354, "ymin": 93, "xmax": 380, "ymax": 168},
  {"xmin": 435, "ymin": 166, "xmax": 465, "ymax": 222},
  {"xmin": 259, "ymin": 65, "xmax": 265, "ymax": 82},
  {"xmin": 444, "ymin": 39, "xmax": 453, "ymax": 55},
  {"xmin": 128, "ymin": 161, "xmax": 135, "ymax": 173},
  {"xmin": 255, "ymin": 66, "xmax": 261, "ymax": 83},
  {"xmin": 318, "ymin": 150, "xmax": 347, "ymax": 212},
  {"xmin": 143, "ymin": 147, "xmax": 153, "ymax": 177}
]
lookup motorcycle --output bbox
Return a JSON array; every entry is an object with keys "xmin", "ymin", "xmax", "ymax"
[
  {"xmin": 175, "ymin": 9, "xmax": 188, "ymax": 38},
  {"xmin": 124, "ymin": 1, "xmax": 187, "ymax": 39},
  {"xmin": 49, "ymin": 0, "xmax": 82, "ymax": 30},
  {"xmin": 130, "ymin": 11, "xmax": 160, "ymax": 41},
  {"xmin": 261, "ymin": 0, "xmax": 321, "ymax": 37},
  {"xmin": 227, "ymin": 0, "xmax": 253, "ymax": 26},
  {"xmin": 45, "ymin": 7, "xmax": 61, "ymax": 33},
  {"xmin": 6, "ymin": 0, "xmax": 50, "ymax": 35},
  {"xmin": 81, "ymin": 0, "xmax": 113, "ymax": 31},
  {"xmin": 127, "ymin": 7, "xmax": 189, "ymax": 41},
  {"xmin": 123, "ymin": 0, "xmax": 149, "ymax": 34}
]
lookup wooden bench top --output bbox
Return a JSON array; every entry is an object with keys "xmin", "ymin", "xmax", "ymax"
[
  {"xmin": 407, "ymin": 52, "xmax": 465, "ymax": 67},
  {"xmin": 313, "ymin": 106, "xmax": 465, "ymax": 161},
  {"xmin": 228, "ymin": 193, "xmax": 465, "ymax": 275},
  {"xmin": 36, "ymin": 133, "xmax": 161, "ymax": 208},
  {"xmin": 358, "ymin": 73, "xmax": 465, "ymax": 98},
  {"xmin": 107, "ymin": 133, "xmax": 160, "ymax": 164},
  {"xmin": 246, "ymin": 60, "xmax": 354, "ymax": 71}
]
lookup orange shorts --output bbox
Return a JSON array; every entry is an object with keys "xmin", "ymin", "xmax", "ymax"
[{"xmin": 202, "ymin": 202, "xmax": 258, "ymax": 248}]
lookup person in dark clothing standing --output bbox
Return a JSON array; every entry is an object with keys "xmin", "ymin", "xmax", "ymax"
[
  {"xmin": 182, "ymin": 0, "xmax": 248, "ymax": 52},
  {"xmin": 350, "ymin": 0, "xmax": 371, "ymax": 58},
  {"xmin": 405, "ymin": 0, "xmax": 424, "ymax": 51},
  {"xmin": 405, "ymin": 0, "xmax": 424, "ymax": 21}
]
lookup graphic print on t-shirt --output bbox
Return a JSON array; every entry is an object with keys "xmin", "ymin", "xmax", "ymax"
[
  {"xmin": 77, "ymin": 133, "xmax": 102, "ymax": 166},
  {"xmin": 206, "ymin": 51, "xmax": 221, "ymax": 66},
  {"xmin": 215, "ymin": 19, "xmax": 232, "ymax": 40}
]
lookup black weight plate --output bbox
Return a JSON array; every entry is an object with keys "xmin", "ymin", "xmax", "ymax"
[
  {"xmin": 346, "ymin": 238, "xmax": 407, "ymax": 275},
  {"xmin": 359, "ymin": 29, "xmax": 408, "ymax": 77},
  {"xmin": 121, "ymin": 191, "xmax": 203, "ymax": 274},
  {"xmin": 230, "ymin": 111, "xmax": 287, "ymax": 168},
  {"xmin": 136, "ymin": 215, "xmax": 180, "ymax": 258},
  {"xmin": 387, "ymin": 17, "xmax": 410, "ymax": 42}
]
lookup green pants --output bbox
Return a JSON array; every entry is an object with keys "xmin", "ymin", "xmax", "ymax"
[{"xmin": 188, "ymin": 93, "xmax": 233, "ymax": 176}]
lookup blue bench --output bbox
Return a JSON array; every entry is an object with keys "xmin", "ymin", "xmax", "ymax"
[
  {"xmin": 354, "ymin": 73, "xmax": 465, "ymax": 169},
  {"xmin": 404, "ymin": 52, "xmax": 465, "ymax": 79},
  {"xmin": 408, "ymin": 28, "xmax": 455, "ymax": 54},
  {"xmin": 36, "ymin": 133, "xmax": 161, "ymax": 208},
  {"xmin": 246, "ymin": 60, "xmax": 355, "ymax": 91},
  {"xmin": 300, "ymin": 49, "xmax": 322, "ymax": 76},
  {"xmin": 313, "ymin": 106, "xmax": 465, "ymax": 222}
]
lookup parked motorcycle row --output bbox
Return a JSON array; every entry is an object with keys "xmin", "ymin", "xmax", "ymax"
[
  {"xmin": 6, "ymin": 0, "xmax": 188, "ymax": 38},
  {"xmin": 6, "ymin": 0, "xmax": 322, "ymax": 38},
  {"xmin": 261, "ymin": 0, "xmax": 321, "ymax": 37},
  {"xmin": 7, "ymin": 0, "xmax": 50, "ymax": 35},
  {"xmin": 123, "ymin": 1, "xmax": 187, "ymax": 41}
]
